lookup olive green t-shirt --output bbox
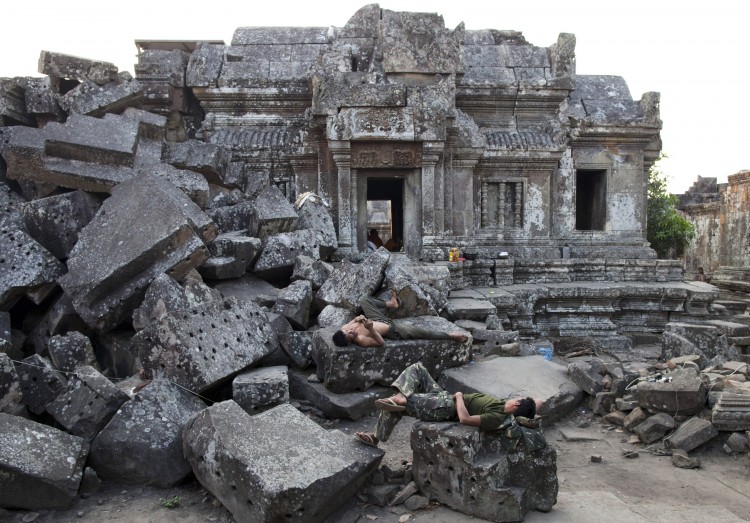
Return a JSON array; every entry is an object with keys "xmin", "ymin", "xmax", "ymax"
[{"xmin": 462, "ymin": 393, "xmax": 508, "ymax": 431}]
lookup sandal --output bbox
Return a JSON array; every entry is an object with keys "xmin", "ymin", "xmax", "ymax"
[
  {"xmin": 355, "ymin": 432, "xmax": 379, "ymax": 447},
  {"xmin": 375, "ymin": 397, "xmax": 406, "ymax": 412}
]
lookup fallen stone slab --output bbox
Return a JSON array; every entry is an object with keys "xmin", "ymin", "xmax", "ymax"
[
  {"xmin": 411, "ymin": 421, "xmax": 557, "ymax": 522},
  {"xmin": 232, "ymin": 366, "xmax": 289, "ymax": 415},
  {"xmin": 253, "ymin": 229, "xmax": 321, "ymax": 280},
  {"xmin": 0, "ymin": 218, "xmax": 65, "ymax": 308},
  {"xmin": 316, "ymin": 248, "xmax": 390, "ymax": 311},
  {"xmin": 59, "ymin": 76, "xmax": 143, "ymax": 117},
  {"xmin": 88, "ymin": 379, "xmax": 206, "ymax": 487},
  {"xmin": 198, "ymin": 231, "xmax": 261, "ymax": 280},
  {"xmin": 211, "ymin": 273, "xmax": 281, "ymax": 304},
  {"xmin": 18, "ymin": 190, "xmax": 101, "ymax": 259},
  {"xmin": 15, "ymin": 354, "xmax": 68, "ymax": 415},
  {"xmin": 662, "ymin": 322, "xmax": 736, "ymax": 369},
  {"xmin": 382, "ymin": 257, "xmax": 445, "ymax": 318},
  {"xmin": 47, "ymin": 331, "xmax": 98, "ymax": 372},
  {"xmin": 0, "ymin": 79, "xmax": 35, "ymax": 126},
  {"xmin": 439, "ymin": 356, "xmax": 584, "ymax": 423},
  {"xmin": 38, "ymin": 50, "xmax": 119, "ymax": 85},
  {"xmin": 46, "ymin": 365, "xmax": 129, "ymax": 440},
  {"xmin": 664, "ymin": 417, "xmax": 718, "ymax": 452},
  {"xmin": 135, "ymin": 161, "xmax": 210, "ymax": 208},
  {"xmin": 272, "ymin": 279, "xmax": 313, "ymax": 329},
  {"xmin": 288, "ymin": 369, "xmax": 389, "ymax": 420},
  {"xmin": 291, "ymin": 255, "xmax": 333, "ymax": 290},
  {"xmin": 712, "ymin": 392, "xmax": 750, "ymax": 431},
  {"xmin": 135, "ymin": 297, "xmax": 277, "ymax": 394},
  {"xmin": 186, "ymin": 42, "xmax": 225, "ymax": 87},
  {"xmin": 183, "ymin": 401, "xmax": 384, "ymax": 523},
  {"xmin": 567, "ymin": 359, "xmax": 608, "ymax": 396},
  {"xmin": 59, "ymin": 171, "xmax": 216, "ymax": 332},
  {"xmin": 295, "ymin": 192, "xmax": 337, "ymax": 258},
  {"xmin": 316, "ymin": 304, "xmax": 354, "ymax": 328},
  {"xmin": 163, "ymin": 139, "xmax": 230, "ymax": 186},
  {"xmin": 0, "ymin": 413, "xmax": 89, "ymax": 509},
  {"xmin": 634, "ymin": 412, "xmax": 674, "ymax": 444},
  {"xmin": 636, "ymin": 367, "xmax": 706, "ymax": 416},
  {"xmin": 279, "ymin": 330, "xmax": 314, "ymax": 369},
  {"xmin": 443, "ymin": 297, "xmax": 497, "ymax": 321},
  {"xmin": 313, "ymin": 319, "xmax": 470, "ymax": 393},
  {"xmin": 248, "ymin": 185, "xmax": 298, "ymax": 240}
]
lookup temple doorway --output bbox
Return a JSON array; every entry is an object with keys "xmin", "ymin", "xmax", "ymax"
[{"xmin": 366, "ymin": 177, "xmax": 404, "ymax": 252}]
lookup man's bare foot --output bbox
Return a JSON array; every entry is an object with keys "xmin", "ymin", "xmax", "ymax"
[
  {"xmin": 385, "ymin": 289, "xmax": 401, "ymax": 309},
  {"xmin": 375, "ymin": 392, "xmax": 407, "ymax": 411},
  {"xmin": 450, "ymin": 332, "xmax": 469, "ymax": 343}
]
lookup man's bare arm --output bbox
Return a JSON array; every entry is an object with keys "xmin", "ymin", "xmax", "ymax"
[
  {"xmin": 454, "ymin": 392, "xmax": 481, "ymax": 427},
  {"xmin": 363, "ymin": 319, "xmax": 385, "ymax": 346}
]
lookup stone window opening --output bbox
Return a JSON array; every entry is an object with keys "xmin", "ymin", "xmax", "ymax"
[
  {"xmin": 576, "ymin": 169, "xmax": 607, "ymax": 231},
  {"xmin": 480, "ymin": 180, "xmax": 524, "ymax": 229}
]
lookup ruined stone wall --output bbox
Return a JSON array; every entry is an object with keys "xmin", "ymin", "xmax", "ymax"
[{"xmin": 680, "ymin": 172, "xmax": 750, "ymax": 274}]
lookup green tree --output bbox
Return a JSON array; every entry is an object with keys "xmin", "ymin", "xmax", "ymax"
[{"xmin": 647, "ymin": 155, "xmax": 695, "ymax": 258}]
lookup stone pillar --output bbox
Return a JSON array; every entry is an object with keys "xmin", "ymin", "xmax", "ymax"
[
  {"xmin": 481, "ymin": 181, "xmax": 489, "ymax": 227},
  {"xmin": 498, "ymin": 181, "xmax": 506, "ymax": 228},
  {"xmin": 329, "ymin": 140, "xmax": 353, "ymax": 252},
  {"xmin": 515, "ymin": 181, "xmax": 523, "ymax": 227},
  {"xmin": 421, "ymin": 142, "xmax": 443, "ymax": 239},
  {"xmin": 448, "ymin": 150, "xmax": 482, "ymax": 238}
]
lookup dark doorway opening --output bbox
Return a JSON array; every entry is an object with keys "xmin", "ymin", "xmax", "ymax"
[
  {"xmin": 367, "ymin": 177, "xmax": 404, "ymax": 251},
  {"xmin": 576, "ymin": 169, "xmax": 607, "ymax": 231}
]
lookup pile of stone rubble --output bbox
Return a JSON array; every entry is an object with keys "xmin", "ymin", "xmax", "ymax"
[
  {"xmin": 567, "ymin": 322, "xmax": 750, "ymax": 467},
  {"xmin": 0, "ymin": 52, "xmax": 557, "ymax": 523}
]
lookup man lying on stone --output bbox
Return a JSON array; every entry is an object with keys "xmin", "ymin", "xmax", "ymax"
[
  {"xmin": 355, "ymin": 362, "xmax": 539, "ymax": 447},
  {"xmin": 332, "ymin": 291, "xmax": 469, "ymax": 347}
]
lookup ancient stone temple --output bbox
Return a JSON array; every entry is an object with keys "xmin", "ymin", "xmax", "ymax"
[{"xmin": 138, "ymin": 4, "xmax": 663, "ymax": 260}]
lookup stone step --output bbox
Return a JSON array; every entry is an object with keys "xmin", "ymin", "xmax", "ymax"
[{"xmin": 442, "ymin": 297, "xmax": 496, "ymax": 321}]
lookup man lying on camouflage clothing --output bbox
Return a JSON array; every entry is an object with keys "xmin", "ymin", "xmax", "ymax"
[{"xmin": 355, "ymin": 362, "xmax": 541, "ymax": 447}]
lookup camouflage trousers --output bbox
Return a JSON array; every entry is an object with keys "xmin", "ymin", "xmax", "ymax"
[
  {"xmin": 375, "ymin": 362, "xmax": 457, "ymax": 442},
  {"xmin": 359, "ymin": 297, "xmax": 452, "ymax": 341}
]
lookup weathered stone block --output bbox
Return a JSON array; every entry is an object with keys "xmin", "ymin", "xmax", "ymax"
[
  {"xmin": 636, "ymin": 368, "xmax": 706, "ymax": 415},
  {"xmin": 59, "ymin": 77, "xmax": 143, "ymax": 117},
  {"xmin": 249, "ymin": 185, "xmax": 298, "ymax": 240},
  {"xmin": 279, "ymin": 330, "xmax": 314, "ymax": 369},
  {"xmin": 0, "ymin": 79, "xmax": 34, "ymax": 126},
  {"xmin": 135, "ymin": 297, "xmax": 277, "ymax": 394},
  {"xmin": 38, "ymin": 50, "xmax": 119, "ymax": 85},
  {"xmin": 89, "ymin": 380, "xmax": 205, "ymax": 487},
  {"xmin": 316, "ymin": 248, "xmax": 390, "ymax": 311},
  {"xmin": 439, "ymin": 356, "xmax": 584, "ymax": 423},
  {"xmin": 232, "ymin": 366, "xmax": 289, "ymax": 415},
  {"xmin": 589, "ymin": 391, "xmax": 616, "ymax": 416},
  {"xmin": 163, "ymin": 139, "xmax": 230, "ymax": 186},
  {"xmin": 291, "ymin": 255, "xmax": 333, "ymax": 290},
  {"xmin": 0, "ymin": 413, "xmax": 88, "ymax": 509},
  {"xmin": 288, "ymin": 369, "xmax": 388, "ymax": 420},
  {"xmin": 19, "ymin": 190, "xmax": 101, "ymax": 259},
  {"xmin": 665, "ymin": 417, "xmax": 718, "ymax": 452},
  {"xmin": 295, "ymin": 192, "xmax": 337, "ymax": 258},
  {"xmin": 59, "ymin": 172, "xmax": 216, "ymax": 332},
  {"xmin": 254, "ymin": 229, "xmax": 321, "ymax": 280},
  {"xmin": 15, "ymin": 354, "xmax": 67, "ymax": 415},
  {"xmin": 272, "ymin": 280, "xmax": 313, "ymax": 330},
  {"xmin": 567, "ymin": 359, "xmax": 607, "ymax": 396},
  {"xmin": 0, "ymin": 218, "xmax": 65, "ymax": 308},
  {"xmin": 183, "ymin": 401, "xmax": 384, "ymax": 523},
  {"xmin": 712, "ymin": 392, "xmax": 750, "ymax": 431},
  {"xmin": 317, "ymin": 304, "xmax": 354, "ymax": 329},
  {"xmin": 662, "ymin": 322, "xmax": 735, "ymax": 369},
  {"xmin": 411, "ymin": 421, "xmax": 557, "ymax": 522},
  {"xmin": 186, "ymin": 43, "xmax": 225, "ymax": 87},
  {"xmin": 198, "ymin": 231, "xmax": 261, "ymax": 280},
  {"xmin": 47, "ymin": 331, "xmax": 98, "ymax": 372},
  {"xmin": 46, "ymin": 366, "xmax": 129, "ymax": 440},
  {"xmin": 313, "ymin": 319, "xmax": 470, "ymax": 393},
  {"xmin": 384, "ymin": 255, "xmax": 451, "ymax": 317},
  {"xmin": 622, "ymin": 406, "xmax": 646, "ymax": 431},
  {"xmin": 634, "ymin": 412, "xmax": 675, "ymax": 444}
]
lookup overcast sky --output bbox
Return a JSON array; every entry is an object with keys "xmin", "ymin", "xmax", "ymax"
[{"xmin": 1, "ymin": 0, "xmax": 746, "ymax": 194}]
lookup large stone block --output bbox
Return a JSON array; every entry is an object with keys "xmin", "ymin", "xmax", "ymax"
[
  {"xmin": 272, "ymin": 279, "xmax": 313, "ymax": 329},
  {"xmin": 664, "ymin": 417, "xmax": 718, "ymax": 452},
  {"xmin": 295, "ymin": 192, "xmax": 337, "ymax": 258},
  {"xmin": 45, "ymin": 365, "xmax": 129, "ymax": 440},
  {"xmin": 89, "ymin": 379, "xmax": 205, "ymax": 487},
  {"xmin": 135, "ymin": 297, "xmax": 277, "ymax": 394},
  {"xmin": 0, "ymin": 353, "xmax": 24, "ymax": 414},
  {"xmin": 712, "ymin": 392, "xmax": 750, "ymax": 431},
  {"xmin": 288, "ymin": 369, "xmax": 388, "ymax": 420},
  {"xmin": 249, "ymin": 185, "xmax": 298, "ymax": 240},
  {"xmin": 662, "ymin": 322, "xmax": 736, "ymax": 369},
  {"xmin": 18, "ymin": 190, "xmax": 101, "ymax": 259},
  {"xmin": 59, "ymin": 172, "xmax": 216, "ymax": 331},
  {"xmin": 38, "ymin": 50, "xmax": 119, "ymax": 85},
  {"xmin": 0, "ymin": 79, "xmax": 34, "ymax": 126},
  {"xmin": 163, "ymin": 139, "xmax": 230, "ymax": 186},
  {"xmin": 15, "ymin": 354, "xmax": 68, "ymax": 415},
  {"xmin": 0, "ymin": 413, "xmax": 88, "ymax": 509},
  {"xmin": 634, "ymin": 412, "xmax": 675, "ymax": 444},
  {"xmin": 313, "ymin": 319, "xmax": 470, "ymax": 393},
  {"xmin": 183, "ymin": 401, "xmax": 384, "ymax": 523},
  {"xmin": 0, "ymin": 218, "xmax": 65, "ymax": 308},
  {"xmin": 636, "ymin": 367, "xmax": 706, "ymax": 415},
  {"xmin": 316, "ymin": 248, "xmax": 390, "ymax": 311},
  {"xmin": 186, "ymin": 43, "xmax": 225, "ymax": 87},
  {"xmin": 47, "ymin": 331, "xmax": 98, "ymax": 372},
  {"xmin": 439, "ymin": 357, "xmax": 584, "ymax": 423},
  {"xmin": 198, "ymin": 231, "xmax": 261, "ymax": 281},
  {"xmin": 232, "ymin": 366, "xmax": 289, "ymax": 415},
  {"xmin": 384, "ymin": 255, "xmax": 451, "ymax": 317},
  {"xmin": 411, "ymin": 421, "xmax": 557, "ymax": 522},
  {"xmin": 279, "ymin": 330, "xmax": 314, "ymax": 369},
  {"xmin": 254, "ymin": 229, "xmax": 321, "ymax": 280},
  {"xmin": 59, "ymin": 77, "xmax": 143, "ymax": 117},
  {"xmin": 291, "ymin": 255, "xmax": 333, "ymax": 290}
]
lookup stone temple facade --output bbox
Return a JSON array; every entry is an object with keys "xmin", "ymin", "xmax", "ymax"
[{"xmin": 138, "ymin": 4, "xmax": 663, "ymax": 261}]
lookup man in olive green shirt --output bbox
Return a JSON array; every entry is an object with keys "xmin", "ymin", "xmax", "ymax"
[{"xmin": 355, "ymin": 362, "xmax": 539, "ymax": 447}]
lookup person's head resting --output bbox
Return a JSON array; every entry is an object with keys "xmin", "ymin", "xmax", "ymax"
[
  {"xmin": 369, "ymin": 228, "xmax": 378, "ymax": 237},
  {"xmin": 504, "ymin": 397, "xmax": 537, "ymax": 418},
  {"xmin": 332, "ymin": 329, "xmax": 349, "ymax": 347}
]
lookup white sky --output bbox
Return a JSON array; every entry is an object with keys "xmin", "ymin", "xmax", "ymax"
[{"xmin": 1, "ymin": 0, "xmax": 747, "ymax": 194}]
